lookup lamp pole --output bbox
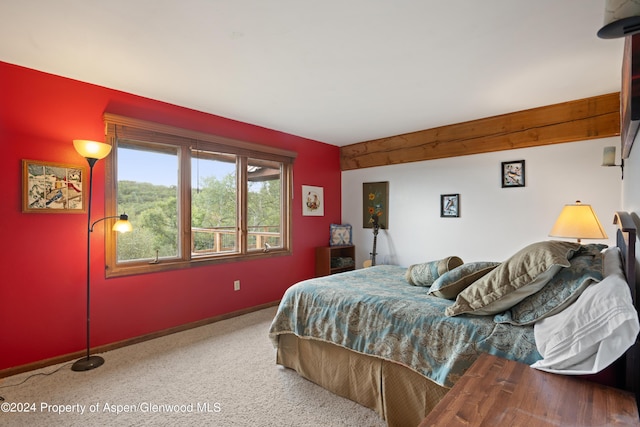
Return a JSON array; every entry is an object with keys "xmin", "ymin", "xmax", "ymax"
[
  {"xmin": 71, "ymin": 140, "xmax": 131, "ymax": 371},
  {"xmin": 72, "ymin": 156, "xmax": 105, "ymax": 371},
  {"xmin": 71, "ymin": 140, "xmax": 112, "ymax": 372}
]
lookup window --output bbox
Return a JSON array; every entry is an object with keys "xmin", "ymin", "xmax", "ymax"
[
  {"xmin": 103, "ymin": 114, "xmax": 295, "ymax": 277},
  {"xmin": 191, "ymin": 150, "xmax": 238, "ymax": 256}
]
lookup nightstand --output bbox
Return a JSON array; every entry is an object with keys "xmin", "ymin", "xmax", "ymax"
[
  {"xmin": 419, "ymin": 353, "xmax": 639, "ymax": 426},
  {"xmin": 315, "ymin": 245, "xmax": 355, "ymax": 276}
]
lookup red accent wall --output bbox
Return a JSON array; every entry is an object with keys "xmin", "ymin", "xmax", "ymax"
[{"xmin": 0, "ymin": 61, "xmax": 342, "ymax": 371}]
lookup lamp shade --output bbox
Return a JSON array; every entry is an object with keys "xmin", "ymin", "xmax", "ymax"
[
  {"xmin": 549, "ymin": 201, "xmax": 608, "ymax": 241},
  {"xmin": 73, "ymin": 140, "xmax": 112, "ymax": 160},
  {"xmin": 598, "ymin": 0, "xmax": 640, "ymax": 39},
  {"xmin": 112, "ymin": 214, "xmax": 133, "ymax": 233}
]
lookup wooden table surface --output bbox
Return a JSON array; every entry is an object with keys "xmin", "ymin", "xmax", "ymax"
[{"xmin": 419, "ymin": 353, "xmax": 640, "ymax": 427}]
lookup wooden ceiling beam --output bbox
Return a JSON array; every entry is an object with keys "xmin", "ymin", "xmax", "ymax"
[{"xmin": 340, "ymin": 93, "xmax": 621, "ymax": 171}]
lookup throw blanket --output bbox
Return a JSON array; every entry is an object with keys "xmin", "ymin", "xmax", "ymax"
[{"xmin": 269, "ymin": 265, "xmax": 541, "ymax": 387}]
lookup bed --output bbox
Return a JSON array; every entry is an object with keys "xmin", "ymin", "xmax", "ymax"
[{"xmin": 269, "ymin": 211, "xmax": 640, "ymax": 427}]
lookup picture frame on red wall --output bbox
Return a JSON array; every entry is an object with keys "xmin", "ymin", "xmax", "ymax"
[
  {"xmin": 302, "ymin": 185, "xmax": 324, "ymax": 216},
  {"xmin": 22, "ymin": 159, "xmax": 87, "ymax": 213}
]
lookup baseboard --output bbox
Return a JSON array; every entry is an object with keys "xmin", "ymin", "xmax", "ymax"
[{"xmin": 0, "ymin": 300, "xmax": 280, "ymax": 379}]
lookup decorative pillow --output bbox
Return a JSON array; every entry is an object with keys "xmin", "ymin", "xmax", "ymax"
[
  {"xmin": 602, "ymin": 246, "xmax": 622, "ymax": 277},
  {"xmin": 405, "ymin": 256, "xmax": 463, "ymax": 287},
  {"xmin": 581, "ymin": 243, "xmax": 609, "ymax": 255},
  {"xmin": 445, "ymin": 240, "xmax": 580, "ymax": 317},
  {"xmin": 428, "ymin": 262, "xmax": 500, "ymax": 299},
  {"xmin": 531, "ymin": 248, "xmax": 639, "ymax": 374},
  {"xmin": 494, "ymin": 245, "xmax": 605, "ymax": 325},
  {"xmin": 329, "ymin": 224, "xmax": 352, "ymax": 246}
]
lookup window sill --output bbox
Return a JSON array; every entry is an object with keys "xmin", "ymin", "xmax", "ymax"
[{"xmin": 105, "ymin": 249, "xmax": 292, "ymax": 278}]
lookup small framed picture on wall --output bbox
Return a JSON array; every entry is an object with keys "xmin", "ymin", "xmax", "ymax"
[
  {"xmin": 501, "ymin": 160, "xmax": 525, "ymax": 188},
  {"xmin": 22, "ymin": 159, "xmax": 87, "ymax": 213},
  {"xmin": 302, "ymin": 185, "xmax": 324, "ymax": 216},
  {"xmin": 441, "ymin": 194, "xmax": 459, "ymax": 218}
]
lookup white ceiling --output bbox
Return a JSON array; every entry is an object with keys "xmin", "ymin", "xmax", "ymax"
[{"xmin": 0, "ymin": 1, "xmax": 625, "ymax": 146}]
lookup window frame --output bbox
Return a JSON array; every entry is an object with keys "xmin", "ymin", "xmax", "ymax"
[{"xmin": 103, "ymin": 113, "xmax": 296, "ymax": 278}]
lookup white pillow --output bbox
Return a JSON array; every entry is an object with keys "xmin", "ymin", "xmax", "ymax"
[{"xmin": 531, "ymin": 247, "xmax": 639, "ymax": 374}]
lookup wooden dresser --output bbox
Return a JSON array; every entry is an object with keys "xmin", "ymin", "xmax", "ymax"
[{"xmin": 419, "ymin": 353, "xmax": 639, "ymax": 427}]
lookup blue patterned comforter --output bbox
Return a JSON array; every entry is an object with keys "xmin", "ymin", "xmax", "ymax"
[{"xmin": 269, "ymin": 265, "xmax": 542, "ymax": 388}]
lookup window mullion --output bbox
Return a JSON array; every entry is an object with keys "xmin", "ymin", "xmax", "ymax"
[
  {"xmin": 282, "ymin": 164, "xmax": 292, "ymax": 252},
  {"xmin": 181, "ymin": 145, "xmax": 192, "ymax": 260},
  {"xmin": 238, "ymin": 156, "xmax": 248, "ymax": 254}
]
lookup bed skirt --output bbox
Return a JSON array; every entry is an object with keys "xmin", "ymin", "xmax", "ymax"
[{"xmin": 275, "ymin": 333, "xmax": 449, "ymax": 427}]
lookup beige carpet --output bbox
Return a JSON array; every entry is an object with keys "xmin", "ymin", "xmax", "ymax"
[{"xmin": 0, "ymin": 307, "xmax": 386, "ymax": 426}]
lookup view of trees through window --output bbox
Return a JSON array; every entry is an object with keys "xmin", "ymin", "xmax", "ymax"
[
  {"xmin": 190, "ymin": 150, "xmax": 238, "ymax": 255},
  {"xmin": 103, "ymin": 114, "xmax": 294, "ymax": 277},
  {"xmin": 116, "ymin": 145, "xmax": 179, "ymax": 262},
  {"xmin": 246, "ymin": 158, "xmax": 282, "ymax": 252},
  {"xmin": 115, "ymin": 145, "xmax": 284, "ymax": 263}
]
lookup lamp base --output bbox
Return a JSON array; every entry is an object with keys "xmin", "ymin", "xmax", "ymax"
[{"xmin": 71, "ymin": 355, "xmax": 104, "ymax": 372}]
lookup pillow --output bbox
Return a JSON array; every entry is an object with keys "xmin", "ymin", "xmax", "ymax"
[
  {"xmin": 329, "ymin": 224, "xmax": 352, "ymax": 246},
  {"xmin": 531, "ymin": 248, "xmax": 639, "ymax": 374},
  {"xmin": 581, "ymin": 243, "xmax": 609, "ymax": 256},
  {"xmin": 494, "ymin": 245, "xmax": 605, "ymax": 325},
  {"xmin": 445, "ymin": 240, "xmax": 580, "ymax": 317},
  {"xmin": 602, "ymin": 246, "xmax": 623, "ymax": 277},
  {"xmin": 405, "ymin": 256, "xmax": 463, "ymax": 287},
  {"xmin": 428, "ymin": 262, "xmax": 500, "ymax": 299}
]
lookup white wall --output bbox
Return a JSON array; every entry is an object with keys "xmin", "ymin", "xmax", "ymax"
[
  {"xmin": 623, "ymin": 134, "xmax": 640, "ymax": 213},
  {"xmin": 342, "ymin": 137, "xmax": 622, "ymax": 268},
  {"xmin": 620, "ymin": 133, "xmax": 640, "ymax": 286}
]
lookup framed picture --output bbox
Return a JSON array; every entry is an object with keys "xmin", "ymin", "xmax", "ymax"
[
  {"xmin": 501, "ymin": 160, "xmax": 525, "ymax": 188},
  {"xmin": 441, "ymin": 194, "xmax": 460, "ymax": 218},
  {"xmin": 363, "ymin": 181, "xmax": 388, "ymax": 228},
  {"xmin": 22, "ymin": 159, "xmax": 86, "ymax": 213},
  {"xmin": 302, "ymin": 185, "xmax": 324, "ymax": 216}
]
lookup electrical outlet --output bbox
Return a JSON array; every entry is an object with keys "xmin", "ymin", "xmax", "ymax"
[{"xmin": 234, "ymin": 280, "xmax": 240, "ymax": 291}]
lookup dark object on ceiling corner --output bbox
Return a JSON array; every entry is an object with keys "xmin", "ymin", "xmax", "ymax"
[{"xmin": 597, "ymin": 0, "xmax": 640, "ymax": 39}]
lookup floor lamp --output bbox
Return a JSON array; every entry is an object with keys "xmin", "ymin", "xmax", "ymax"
[{"xmin": 72, "ymin": 140, "xmax": 132, "ymax": 372}]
